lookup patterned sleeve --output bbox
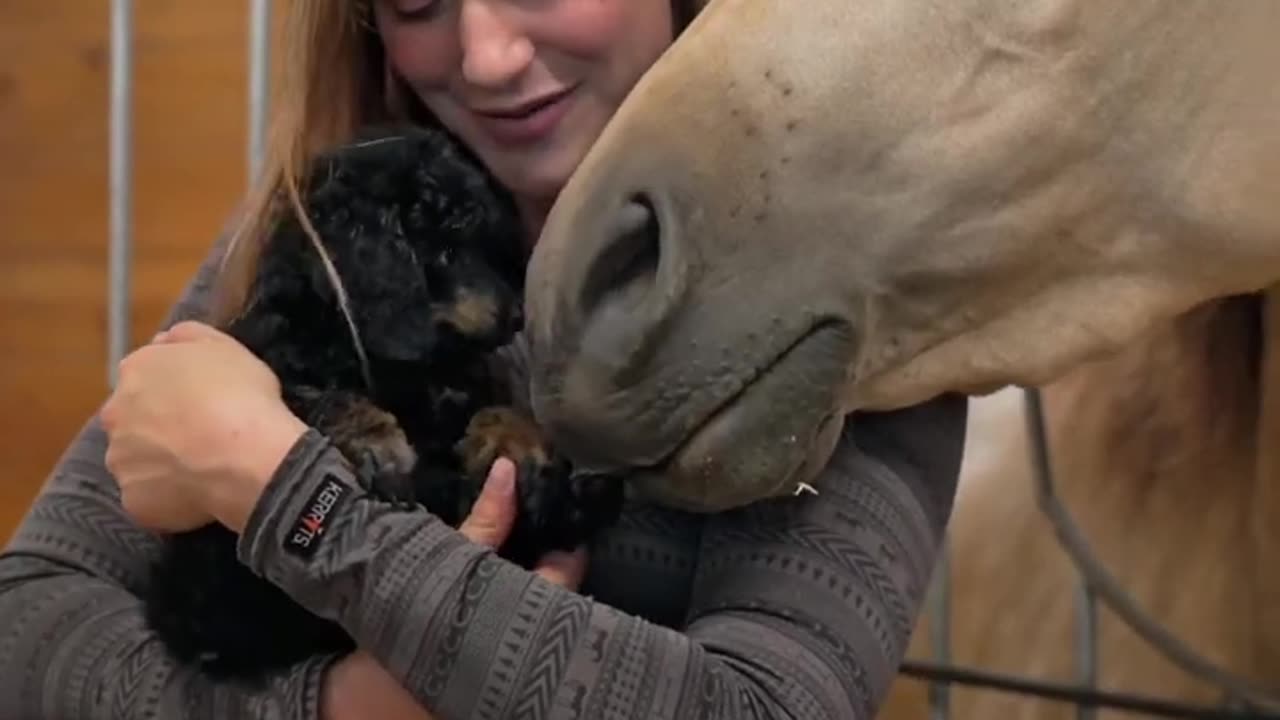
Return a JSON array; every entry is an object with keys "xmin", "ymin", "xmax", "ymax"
[
  {"xmin": 0, "ymin": 233, "xmax": 339, "ymax": 720},
  {"xmin": 236, "ymin": 387, "xmax": 966, "ymax": 719}
]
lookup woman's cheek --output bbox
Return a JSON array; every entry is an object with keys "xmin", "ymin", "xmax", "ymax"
[{"xmin": 379, "ymin": 22, "xmax": 459, "ymax": 90}]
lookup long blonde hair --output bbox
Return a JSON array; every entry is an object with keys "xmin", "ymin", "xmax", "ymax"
[{"xmin": 208, "ymin": 0, "xmax": 704, "ymax": 328}]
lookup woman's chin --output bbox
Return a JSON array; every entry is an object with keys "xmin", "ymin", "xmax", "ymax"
[
  {"xmin": 496, "ymin": 159, "xmax": 578, "ymax": 211},
  {"xmin": 489, "ymin": 134, "xmax": 598, "ymax": 205}
]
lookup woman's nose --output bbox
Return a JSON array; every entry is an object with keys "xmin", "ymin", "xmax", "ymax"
[{"xmin": 458, "ymin": 1, "xmax": 535, "ymax": 89}]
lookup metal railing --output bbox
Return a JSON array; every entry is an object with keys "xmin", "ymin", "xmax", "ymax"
[
  {"xmin": 108, "ymin": 0, "xmax": 134, "ymax": 388},
  {"xmin": 902, "ymin": 388, "xmax": 1280, "ymax": 720},
  {"xmin": 105, "ymin": 5, "xmax": 1277, "ymax": 719},
  {"xmin": 107, "ymin": 0, "xmax": 273, "ymax": 386}
]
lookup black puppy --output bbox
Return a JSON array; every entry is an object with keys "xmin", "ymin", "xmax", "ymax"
[{"xmin": 141, "ymin": 125, "xmax": 623, "ymax": 686}]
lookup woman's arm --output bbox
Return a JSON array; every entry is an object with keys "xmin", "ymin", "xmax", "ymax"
[
  {"xmin": 234, "ymin": 392, "xmax": 967, "ymax": 720},
  {"xmin": 679, "ymin": 396, "xmax": 966, "ymax": 719},
  {"xmin": 0, "ymin": 235, "xmax": 338, "ymax": 719},
  {"xmin": 0, "ymin": 419, "xmax": 336, "ymax": 719}
]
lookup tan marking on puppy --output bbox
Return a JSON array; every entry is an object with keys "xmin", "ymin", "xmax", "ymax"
[{"xmin": 434, "ymin": 289, "xmax": 499, "ymax": 338}]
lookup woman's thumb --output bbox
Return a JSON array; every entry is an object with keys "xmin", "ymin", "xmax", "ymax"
[{"xmin": 457, "ymin": 458, "xmax": 518, "ymax": 549}]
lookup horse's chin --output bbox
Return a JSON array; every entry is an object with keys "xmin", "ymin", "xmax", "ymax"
[{"xmin": 628, "ymin": 324, "xmax": 852, "ymax": 513}]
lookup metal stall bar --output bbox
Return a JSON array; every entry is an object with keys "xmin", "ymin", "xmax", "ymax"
[
  {"xmin": 108, "ymin": 0, "xmax": 134, "ymax": 388},
  {"xmin": 899, "ymin": 386, "xmax": 1280, "ymax": 719},
  {"xmin": 109, "ymin": 0, "xmax": 272, "ymax": 388},
  {"xmin": 1024, "ymin": 386, "xmax": 1100, "ymax": 720},
  {"xmin": 1075, "ymin": 579, "xmax": 1099, "ymax": 720},
  {"xmin": 1022, "ymin": 386, "xmax": 1280, "ymax": 713},
  {"xmin": 927, "ymin": 540, "xmax": 952, "ymax": 720},
  {"xmin": 247, "ymin": 0, "xmax": 273, "ymax": 183}
]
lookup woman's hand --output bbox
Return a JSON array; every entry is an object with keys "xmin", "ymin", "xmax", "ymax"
[
  {"xmin": 322, "ymin": 458, "xmax": 590, "ymax": 720},
  {"xmin": 102, "ymin": 320, "xmax": 309, "ymax": 534}
]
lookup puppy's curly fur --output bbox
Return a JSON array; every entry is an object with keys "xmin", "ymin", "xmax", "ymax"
[{"xmin": 141, "ymin": 125, "xmax": 624, "ymax": 686}]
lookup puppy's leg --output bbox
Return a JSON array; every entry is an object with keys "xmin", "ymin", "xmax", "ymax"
[
  {"xmin": 286, "ymin": 385, "xmax": 418, "ymax": 507},
  {"xmin": 454, "ymin": 407, "xmax": 624, "ymax": 566}
]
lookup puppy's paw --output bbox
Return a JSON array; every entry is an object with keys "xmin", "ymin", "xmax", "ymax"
[
  {"xmin": 353, "ymin": 446, "xmax": 419, "ymax": 509},
  {"xmin": 455, "ymin": 406, "xmax": 555, "ymax": 480},
  {"xmin": 519, "ymin": 468, "xmax": 625, "ymax": 557},
  {"xmin": 304, "ymin": 390, "xmax": 418, "ymax": 506},
  {"xmin": 455, "ymin": 406, "xmax": 624, "ymax": 561},
  {"xmin": 454, "ymin": 405, "xmax": 568, "ymax": 517},
  {"xmin": 562, "ymin": 472, "xmax": 626, "ymax": 533}
]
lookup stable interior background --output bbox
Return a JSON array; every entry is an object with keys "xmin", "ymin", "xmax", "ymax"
[{"xmin": 1, "ymin": 3, "xmax": 287, "ymax": 539}]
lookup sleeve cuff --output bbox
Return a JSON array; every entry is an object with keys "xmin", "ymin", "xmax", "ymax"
[
  {"xmin": 235, "ymin": 427, "xmax": 360, "ymax": 613},
  {"xmin": 233, "ymin": 424, "xmax": 473, "ymax": 638}
]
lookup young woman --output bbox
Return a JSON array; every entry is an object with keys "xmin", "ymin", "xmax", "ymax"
[{"xmin": 0, "ymin": 2, "xmax": 968, "ymax": 718}]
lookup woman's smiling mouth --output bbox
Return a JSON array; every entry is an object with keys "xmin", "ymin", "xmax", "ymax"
[{"xmin": 471, "ymin": 85, "xmax": 579, "ymax": 146}]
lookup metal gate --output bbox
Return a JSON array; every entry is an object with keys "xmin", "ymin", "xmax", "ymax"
[
  {"xmin": 902, "ymin": 388, "xmax": 1280, "ymax": 720},
  {"xmin": 106, "ymin": 0, "xmax": 272, "ymax": 387},
  {"xmin": 104, "ymin": 3, "xmax": 1280, "ymax": 718}
]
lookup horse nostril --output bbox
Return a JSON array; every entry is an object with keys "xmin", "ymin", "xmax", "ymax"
[
  {"xmin": 577, "ymin": 195, "xmax": 662, "ymax": 319},
  {"xmin": 615, "ymin": 199, "xmax": 652, "ymax": 241}
]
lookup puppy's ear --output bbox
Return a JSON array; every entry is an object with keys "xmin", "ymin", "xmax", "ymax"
[
  {"xmin": 359, "ymin": 290, "xmax": 439, "ymax": 363},
  {"xmin": 337, "ymin": 236, "xmax": 440, "ymax": 363}
]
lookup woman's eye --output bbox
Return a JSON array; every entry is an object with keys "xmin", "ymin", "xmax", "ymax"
[{"xmin": 391, "ymin": 0, "xmax": 441, "ymax": 21}]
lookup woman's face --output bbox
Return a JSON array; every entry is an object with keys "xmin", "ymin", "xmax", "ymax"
[{"xmin": 374, "ymin": 0, "xmax": 675, "ymax": 221}]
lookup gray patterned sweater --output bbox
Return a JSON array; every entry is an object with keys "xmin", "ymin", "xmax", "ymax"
[{"xmin": 0, "ymin": 234, "xmax": 966, "ymax": 720}]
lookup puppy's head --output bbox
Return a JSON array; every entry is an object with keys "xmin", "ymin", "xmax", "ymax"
[{"xmin": 303, "ymin": 126, "xmax": 527, "ymax": 364}]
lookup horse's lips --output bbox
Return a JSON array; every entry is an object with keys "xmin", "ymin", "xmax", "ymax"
[{"xmin": 629, "ymin": 323, "xmax": 852, "ymax": 512}]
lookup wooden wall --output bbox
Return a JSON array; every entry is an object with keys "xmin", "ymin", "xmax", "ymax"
[{"xmin": 0, "ymin": 2, "xmax": 283, "ymax": 540}]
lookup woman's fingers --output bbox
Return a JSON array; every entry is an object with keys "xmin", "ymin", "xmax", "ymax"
[
  {"xmin": 456, "ymin": 457, "xmax": 518, "ymax": 548},
  {"xmin": 101, "ymin": 324, "xmax": 301, "ymax": 534},
  {"xmin": 533, "ymin": 547, "xmax": 588, "ymax": 590}
]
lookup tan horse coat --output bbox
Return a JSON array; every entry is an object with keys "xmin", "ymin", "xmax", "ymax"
[{"xmin": 879, "ymin": 294, "xmax": 1275, "ymax": 719}]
